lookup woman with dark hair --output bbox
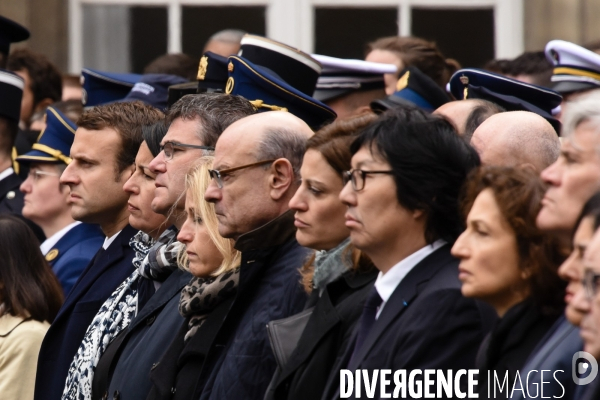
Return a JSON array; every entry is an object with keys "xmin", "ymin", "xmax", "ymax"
[
  {"xmin": 365, "ymin": 36, "xmax": 460, "ymax": 95},
  {"xmin": 0, "ymin": 215, "xmax": 64, "ymax": 400},
  {"xmin": 142, "ymin": 121, "xmax": 168, "ymax": 158},
  {"xmin": 332, "ymin": 106, "xmax": 489, "ymax": 398},
  {"xmin": 267, "ymin": 112, "xmax": 378, "ymax": 400},
  {"xmin": 452, "ymin": 166, "xmax": 566, "ymax": 398}
]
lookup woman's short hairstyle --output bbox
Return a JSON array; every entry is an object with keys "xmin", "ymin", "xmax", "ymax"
[
  {"xmin": 178, "ymin": 157, "xmax": 240, "ymax": 276},
  {"xmin": 351, "ymin": 106, "xmax": 480, "ymax": 244},
  {"xmin": 300, "ymin": 113, "xmax": 377, "ymax": 293},
  {"xmin": 142, "ymin": 120, "xmax": 168, "ymax": 158},
  {"xmin": 0, "ymin": 215, "xmax": 63, "ymax": 322},
  {"xmin": 461, "ymin": 166, "xmax": 566, "ymax": 316}
]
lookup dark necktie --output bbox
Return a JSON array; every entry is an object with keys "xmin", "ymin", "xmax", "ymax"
[{"xmin": 348, "ymin": 287, "xmax": 383, "ymax": 367}]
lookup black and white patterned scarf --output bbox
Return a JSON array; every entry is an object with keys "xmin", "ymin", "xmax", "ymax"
[
  {"xmin": 61, "ymin": 231, "xmax": 154, "ymax": 400},
  {"xmin": 179, "ymin": 267, "xmax": 240, "ymax": 342},
  {"xmin": 138, "ymin": 226, "xmax": 181, "ymax": 281}
]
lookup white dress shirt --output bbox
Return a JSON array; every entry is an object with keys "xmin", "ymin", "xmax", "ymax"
[
  {"xmin": 374, "ymin": 239, "xmax": 446, "ymax": 319},
  {"xmin": 0, "ymin": 167, "xmax": 14, "ymax": 182},
  {"xmin": 40, "ymin": 221, "xmax": 82, "ymax": 255},
  {"xmin": 102, "ymin": 230, "xmax": 122, "ymax": 249}
]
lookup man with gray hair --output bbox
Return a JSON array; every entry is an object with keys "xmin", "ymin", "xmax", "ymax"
[
  {"xmin": 470, "ymin": 110, "xmax": 560, "ymax": 172},
  {"xmin": 91, "ymin": 93, "xmax": 256, "ymax": 400},
  {"xmin": 203, "ymin": 29, "xmax": 246, "ymax": 57},
  {"xmin": 199, "ymin": 111, "xmax": 313, "ymax": 399},
  {"xmin": 511, "ymin": 91, "xmax": 600, "ymax": 400}
]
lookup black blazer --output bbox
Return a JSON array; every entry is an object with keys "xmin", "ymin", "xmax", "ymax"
[
  {"xmin": 268, "ymin": 269, "xmax": 378, "ymax": 400},
  {"xmin": 323, "ymin": 244, "xmax": 495, "ymax": 400},
  {"xmin": 0, "ymin": 171, "xmax": 45, "ymax": 241},
  {"xmin": 34, "ymin": 225, "xmax": 137, "ymax": 400},
  {"xmin": 92, "ymin": 268, "xmax": 191, "ymax": 400}
]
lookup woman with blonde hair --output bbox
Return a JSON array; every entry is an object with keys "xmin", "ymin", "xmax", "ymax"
[{"xmin": 147, "ymin": 157, "xmax": 241, "ymax": 400}]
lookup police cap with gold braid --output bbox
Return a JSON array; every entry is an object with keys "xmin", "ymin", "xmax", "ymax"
[
  {"xmin": 226, "ymin": 55, "xmax": 336, "ymax": 130},
  {"xmin": 448, "ymin": 68, "xmax": 562, "ymax": 134},
  {"xmin": 545, "ymin": 40, "xmax": 600, "ymax": 95},
  {"xmin": 16, "ymin": 106, "xmax": 76, "ymax": 165}
]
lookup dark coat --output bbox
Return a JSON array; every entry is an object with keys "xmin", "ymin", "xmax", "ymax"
[
  {"xmin": 91, "ymin": 268, "xmax": 191, "ymax": 400},
  {"xmin": 49, "ymin": 223, "xmax": 104, "ymax": 295},
  {"xmin": 0, "ymin": 170, "xmax": 45, "ymax": 241},
  {"xmin": 476, "ymin": 300, "xmax": 559, "ymax": 399},
  {"xmin": 510, "ymin": 315, "xmax": 582, "ymax": 400},
  {"xmin": 156, "ymin": 210, "xmax": 309, "ymax": 400},
  {"xmin": 267, "ymin": 268, "xmax": 378, "ymax": 400},
  {"xmin": 323, "ymin": 244, "xmax": 496, "ymax": 400},
  {"xmin": 34, "ymin": 225, "xmax": 137, "ymax": 400}
]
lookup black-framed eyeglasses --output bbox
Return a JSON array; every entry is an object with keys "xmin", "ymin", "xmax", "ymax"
[
  {"xmin": 583, "ymin": 268, "xmax": 600, "ymax": 299},
  {"xmin": 160, "ymin": 141, "xmax": 214, "ymax": 161},
  {"xmin": 343, "ymin": 169, "xmax": 393, "ymax": 191},
  {"xmin": 209, "ymin": 159, "xmax": 276, "ymax": 188}
]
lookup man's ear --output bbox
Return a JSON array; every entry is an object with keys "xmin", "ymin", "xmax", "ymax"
[{"xmin": 269, "ymin": 158, "xmax": 294, "ymax": 201}]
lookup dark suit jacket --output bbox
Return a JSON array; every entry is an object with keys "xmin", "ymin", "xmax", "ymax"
[
  {"xmin": 91, "ymin": 269, "xmax": 190, "ymax": 400},
  {"xmin": 0, "ymin": 171, "xmax": 45, "ymax": 241},
  {"xmin": 268, "ymin": 269, "xmax": 378, "ymax": 400},
  {"xmin": 323, "ymin": 244, "xmax": 494, "ymax": 400},
  {"xmin": 49, "ymin": 223, "xmax": 104, "ymax": 296},
  {"xmin": 34, "ymin": 225, "xmax": 137, "ymax": 400}
]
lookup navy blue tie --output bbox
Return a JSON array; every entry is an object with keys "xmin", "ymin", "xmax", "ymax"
[{"xmin": 348, "ymin": 287, "xmax": 383, "ymax": 367}]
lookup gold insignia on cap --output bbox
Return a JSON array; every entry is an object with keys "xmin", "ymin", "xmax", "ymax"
[
  {"xmin": 197, "ymin": 56, "xmax": 208, "ymax": 81},
  {"xmin": 46, "ymin": 249, "xmax": 59, "ymax": 262},
  {"xmin": 459, "ymin": 75, "xmax": 469, "ymax": 85},
  {"xmin": 228, "ymin": 62, "xmax": 234, "ymax": 72},
  {"xmin": 396, "ymin": 71, "xmax": 410, "ymax": 91},
  {"xmin": 225, "ymin": 77, "xmax": 234, "ymax": 94},
  {"xmin": 6, "ymin": 191, "xmax": 15, "ymax": 200}
]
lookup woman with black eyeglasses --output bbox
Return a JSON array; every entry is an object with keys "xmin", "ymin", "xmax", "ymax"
[
  {"xmin": 266, "ymin": 112, "xmax": 378, "ymax": 400},
  {"xmin": 452, "ymin": 166, "xmax": 566, "ymax": 398}
]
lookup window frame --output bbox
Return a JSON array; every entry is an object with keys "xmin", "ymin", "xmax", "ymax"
[{"xmin": 69, "ymin": 0, "xmax": 523, "ymax": 73}]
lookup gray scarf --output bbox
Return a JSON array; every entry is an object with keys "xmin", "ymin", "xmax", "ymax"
[{"xmin": 312, "ymin": 237, "xmax": 352, "ymax": 294}]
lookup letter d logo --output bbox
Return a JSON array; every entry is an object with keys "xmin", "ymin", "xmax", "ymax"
[{"xmin": 572, "ymin": 351, "xmax": 598, "ymax": 385}]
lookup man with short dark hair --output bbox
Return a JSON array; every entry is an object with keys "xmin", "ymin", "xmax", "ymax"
[
  {"xmin": 7, "ymin": 48, "xmax": 62, "ymax": 129},
  {"xmin": 34, "ymin": 101, "xmax": 164, "ymax": 400},
  {"xmin": 198, "ymin": 111, "xmax": 313, "ymax": 399},
  {"xmin": 91, "ymin": 93, "xmax": 256, "ymax": 400},
  {"xmin": 434, "ymin": 98, "xmax": 504, "ymax": 138}
]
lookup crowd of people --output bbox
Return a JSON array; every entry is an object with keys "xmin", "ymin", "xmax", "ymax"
[{"xmin": 2, "ymin": 11, "xmax": 600, "ymax": 400}]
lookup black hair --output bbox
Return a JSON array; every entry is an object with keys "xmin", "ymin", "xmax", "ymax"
[
  {"xmin": 351, "ymin": 106, "xmax": 481, "ymax": 243},
  {"xmin": 142, "ymin": 121, "xmax": 169, "ymax": 158},
  {"xmin": 575, "ymin": 192, "xmax": 600, "ymax": 234},
  {"xmin": 463, "ymin": 100, "xmax": 506, "ymax": 142}
]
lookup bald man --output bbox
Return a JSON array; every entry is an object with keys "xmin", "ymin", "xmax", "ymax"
[
  {"xmin": 470, "ymin": 111, "xmax": 560, "ymax": 172},
  {"xmin": 201, "ymin": 111, "xmax": 312, "ymax": 399},
  {"xmin": 203, "ymin": 29, "xmax": 245, "ymax": 57},
  {"xmin": 434, "ymin": 99, "xmax": 504, "ymax": 139}
]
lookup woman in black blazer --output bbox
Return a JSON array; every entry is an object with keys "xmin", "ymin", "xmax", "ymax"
[
  {"xmin": 452, "ymin": 166, "xmax": 566, "ymax": 399},
  {"xmin": 266, "ymin": 112, "xmax": 378, "ymax": 400}
]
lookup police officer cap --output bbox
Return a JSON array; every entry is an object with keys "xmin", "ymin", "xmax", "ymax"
[
  {"xmin": 545, "ymin": 40, "xmax": 600, "ymax": 94},
  {"xmin": 17, "ymin": 106, "xmax": 76, "ymax": 165},
  {"xmin": 0, "ymin": 15, "xmax": 29, "ymax": 56},
  {"xmin": 371, "ymin": 67, "xmax": 451, "ymax": 113},
  {"xmin": 226, "ymin": 55, "xmax": 336, "ymax": 130},
  {"xmin": 0, "ymin": 69, "xmax": 23, "ymax": 122},
  {"xmin": 196, "ymin": 51, "xmax": 229, "ymax": 93},
  {"xmin": 312, "ymin": 54, "xmax": 396, "ymax": 103},
  {"xmin": 448, "ymin": 68, "xmax": 562, "ymax": 134},
  {"xmin": 121, "ymin": 73, "xmax": 188, "ymax": 110},
  {"xmin": 239, "ymin": 35, "xmax": 322, "ymax": 96},
  {"xmin": 81, "ymin": 68, "xmax": 142, "ymax": 107}
]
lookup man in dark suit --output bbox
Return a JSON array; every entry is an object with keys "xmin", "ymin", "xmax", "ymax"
[
  {"xmin": 17, "ymin": 106, "xmax": 104, "ymax": 295},
  {"xmin": 324, "ymin": 107, "xmax": 492, "ymax": 399},
  {"xmin": 34, "ymin": 101, "xmax": 163, "ymax": 400}
]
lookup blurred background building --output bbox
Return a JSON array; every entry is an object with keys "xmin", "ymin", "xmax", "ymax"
[{"xmin": 0, "ymin": 0, "xmax": 598, "ymax": 74}]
